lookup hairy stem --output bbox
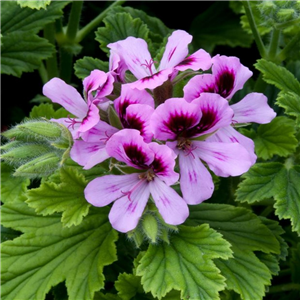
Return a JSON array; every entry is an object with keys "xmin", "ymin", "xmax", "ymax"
[
  {"xmin": 66, "ymin": 1, "xmax": 83, "ymax": 41},
  {"xmin": 268, "ymin": 29, "xmax": 280, "ymax": 61},
  {"xmin": 277, "ymin": 32, "xmax": 300, "ymax": 62},
  {"xmin": 268, "ymin": 283, "xmax": 300, "ymax": 293},
  {"xmin": 38, "ymin": 63, "xmax": 48, "ymax": 84},
  {"xmin": 242, "ymin": 1, "xmax": 267, "ymax": 58}
]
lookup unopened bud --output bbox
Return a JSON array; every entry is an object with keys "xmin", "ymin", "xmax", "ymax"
[
  {"xmin": 142, "ymin": 214, "xmax": 159, "ymax": 243},
  {"xmin": 13, "ymin": 152, "xmax": 60, "ymax": 178}
]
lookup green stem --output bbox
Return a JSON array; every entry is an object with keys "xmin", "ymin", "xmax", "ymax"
[
  {"xmin": 38, "ymin": 62, "xmax": 48, "ymax": 84},
  {"xmin": 59, "ymin": 47, "xmax": 73, "ymax": 83},
  {"xmin": 44, "ymin": 22, "xmax": 59, "ymax": 79},
  {"xmin": 260, "ymin": 205, "xmax": 273, "ymax": 217},
  {"xmin": 268, "ymin": 283, "xmax": 300, "ymax": 294},
  {"xmin": 277, "ymin": 31, "xmax": 300, "ymax": 62},
  {"xmin": 75, "ymin": 0, "xmax": 126, "ymax": 43},
  {"xmin": 268, "ymin": 29, "xmax": 280, "ymax": 61},
  {"xmin": 66, "ymin": 1, "xmax": 83, "ymax": 41},
  {"xmin": 242, "ymin": 1, "xmax": 267, "ymax": 58},
  {"xmin": 253, "ymin": 73, "xmax": 267, "ymax": 93},
  {"xmin": 275, "ymin": 18, "xmax": 300, "ymax": 30}
]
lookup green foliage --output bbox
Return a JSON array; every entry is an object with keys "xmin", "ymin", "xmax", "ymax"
[
  {"xmin": 236, "ymin": 162, "xmax": 300, "ymax": 235},
  {"xmin": 29, "ymin": 103, "xmax": 69, "ymax": 119},
  {"xmin": 136, "ymin": 224, "xmax": 232, "ymax": 300},
  {"xmin": 17, "ymin": 0, "xmax": 51, "ymax": 10},
  {"xmin": 1, "ymin": 199, "xmax": 118, "ymax": 300},
  {"xmin": 74, "ymin": 56, "xmax": 109, "ymax": 79},
  {"xmin": 1, "ymin": 1, "xmax": 68, "ymax": 77}
]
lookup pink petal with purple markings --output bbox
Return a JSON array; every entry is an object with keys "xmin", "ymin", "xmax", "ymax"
[
  {"xmin": 231, "ymin": 92, "xmax": 276, "ymax": 124},
  {"xmin": 108, "ymin": 37, "xmax": 155, "ymax": 79},
  {"xmin": 212, "ymin": 55, "xmax": 253, "ymax": 99},
  {"xmin": 159, "ymin": 30, "xmax": 192, "ymax": 70},
  {"xmin": 149, "ymin": 178, "xmax": 189, "ymax": 225},
  {"xmin": 106, "ymin": 129, "xmax": 154, "ymax": 169},
  {"xmin": 209, "ymin": 126, "xmax": 257, "ymax": 165},
  {"xmin": 177, "ymin": 149, "xmax": 214, "ymax": 204},
  {"xmin": 81, "ymin": 120, "xmax": 118, "ymax": 142},
  {"xmin": 194, "ymin": 141, "xmax": 253, "ymax": 177},
  {"xmin": 125, "ymin": 104, "xmax": 154, "ymax": 142},
  {"xmin": 190, "ymin": 93, "xmax": 234, "ymax": 136},
  {"xmin": 70, "ymin": 140, "xmax": 110, "ymax": 169},
  {"xmin": 84, "ymin": 173, "xmax": 140, "ymax": 207},
  {"xmin": 43, "ymin": 78, "xmax": 88, "ymax": 118},
  {"xmin": 77, "ymin": 102, "xmax": 100, "ymax": 133},
  {"xmin": 109, "ymin": 51, "xmax": 128, "ymax": 83},
  {"xmin": 175, "ymin": 48, "xmax": 212, "ymax": 72},
  {"xmin": 183, "ymin": 74, "xmax": 215, "ymax": 102},
  {"xmin": 114, "ymin": 85, "xmax": 154, "ymax": 123},
  {"xmin": 109, "ymin": 179, "xmax": 150, "ymax": 232},
  {"xmin": 127, "ymin": 68, "xmax": 174, "ymax": 90},
  {"xmin": 150, "ymin": 98, "xmax": 202, "ymax": 140},
  {"xmin": 50, "ymin": 117, "xmax": 81, "ymax": 139},
  {"xmin": 148, "ymin": 142, "xmax": 179, "ymax": 185}
]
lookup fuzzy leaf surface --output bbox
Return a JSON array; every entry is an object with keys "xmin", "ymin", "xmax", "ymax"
[
  {"xmin": 1, "ymin": 199, "xmax": 118, "ymax": 300},
  {"xmin": 236, "ymin": 162, "xmax": 300, "ymax": 235},
  {"xmin": 276, "ymin": 91, "xmax": 300, "ymax": 120},
  {"xmin": 29, "ymin": 103, "xmax": 69, "ymax": 119},
  {"xmin": 137, "ymin": 224, "xmax": 232, "ymax": 300},
  {"xmin": 26, "ymin": 167, "xmax": 90, "ymax": 227}
]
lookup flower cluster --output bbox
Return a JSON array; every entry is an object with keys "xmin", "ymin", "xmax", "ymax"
[{"xmin": 43, "ymin": 30, "xmax": 276, "ymax": 233}]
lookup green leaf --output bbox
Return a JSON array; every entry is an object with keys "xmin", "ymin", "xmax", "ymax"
[
  {"xmin": 1, "ymin": 32, "xmax": 54, "ymax": 77},
  {"xmin": 255, "ymin": 59, "xmax": 300, "ymax": 95},
  {"xmin": 74, "ymin": 56, "xmax": 109, "ymax": 79},
  {"xmin": 1, "ymin": 225, "xmax": 21, "ymax": 243},
  {"xmin": 185, "ymin": 204, "xmax": 281, "ymax": 300},
  {"xmin": 236, "ymin": 162, "xmax": 300, "ymax": 235},
  {"xmin": 276, "ymin": 91, "xmax": 300, "ymax": 120},
  {"xmin": 1, "ymin": 200, "xmax": 118, "ymax": 300},
  {"xmin": 190, "ymin": 1, "xmax": 253, "ymax": 53},
  {"xmin": 115, "ymin": 273, "xmax": 144, "ymax": 300},
  {"xmin": 136, "ymin": 224, "xmax": 232, "ymax": 300},
  {"xmin": 29, "ymin": 103, "xmax": 69, "ymax": 119},
  {"xmin": 1, "ymin": 1, "xmax": 69, "ymax": 35},
  {"xmin": 0, "ymin": 163, "xmax": 30, "ymax": 204},
  {"xmin": 17, "ymin": 0, "xmax": 51, "ymax": 10},
  {"xmin": 244, "ymin": 117, "xmax": 298, "ymax": 160},
  {"xmin": 215, "ymin": 247, "xmax": 272, "ymax": 300},
  {"xmin": 27, "ymin": 167, "xmax": 90, "ymax": 227},
  {"xmin": 95, "ymin": 12, "xmax": 149, "ymax": 53}
]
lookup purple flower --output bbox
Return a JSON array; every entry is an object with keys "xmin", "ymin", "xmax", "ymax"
[
  {"xmin": 150, "ymin": 95, "xmax": 254, "ymax": 204},
  {"xmin": 43, "ymin": 70, "xmax": 114, "ymax": 139},
  {"xmin": 84, "ymin": 129, "xmax": 189, "ymax": 233},
  {"xmin": 107, "ymin": 30, "xmax": 211, "ymax": 90}
]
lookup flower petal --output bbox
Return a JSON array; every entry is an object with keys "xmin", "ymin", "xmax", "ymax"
[
  {"xmin": 50, "ymin": 117, "xmax": 81, "ymax": 139},
  {"xmin": 109, "ymin": 51, "xmax": 127, "ymax": 83},
  {"xmin": 78, "ymin": 102, "xmax": 100, "ymax": 133},
  {"xmin": 108, "ymin": 37, "xmax": 155, "ymax": 79},
  {"xmin": 109, "ymin": 179, "xmax": 150, "ymax": 232},
  {"xmin": 125, "ymin": 104, "xmax": 154, "ymax": 142},
  {"xmin": 148, "ymin": 142, "xmax": 179, "ymax": 185},
  {"xmin": 43, "ymin": 78, "xmax": 87, "ymax": 118},
  {"xmin": 159, "ymin": 30, "xmax": 192, "ymax": 70},
  {"xmin": 178, "ymin": 150, "xmax": 214, "ymax": 204},
  {"xmin": 175, "ymin": 48, "xmax": 212, "ymax": 72},
  {"xmin": 84, "ymin": 173, "xmax": 140, "ymax": 207},
  {"xmin": 230, "ymin": 92, "xmax": 276, "ymax": 124},
  {"xmin": 106, "ymin": 129, "xmax": 154, "ymax": 169},
  {"xmin": 150, "ymin": 97, "xmax": 202, "ymax": 140},
  {"xmin": 183, "ymin": 74, "xmax": 215, "ymax": 102},
  {"xmin": 70, "ymin": 140, "xmax": 109, "ymax": 169},
  {"xmin": 194, "ymin": 140, "xmax": 253, "ymax": 177},
  {"xmin": 149, "ymin": 178, "xmax": 189, "ymax": 225}
]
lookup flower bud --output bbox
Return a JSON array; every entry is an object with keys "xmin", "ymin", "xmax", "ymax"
[{"xmin": 142, "ymin": 213, "xmax": 159, "ymax": 243}]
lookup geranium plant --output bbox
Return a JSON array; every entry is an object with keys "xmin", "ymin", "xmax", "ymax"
[{"xmin": 1, "ymin": 1, "xmax": 300, "ymax": 300}]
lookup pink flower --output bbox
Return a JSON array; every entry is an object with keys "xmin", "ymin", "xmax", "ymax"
[
  {"xmin": 43, "ymin": 70, "xmax": 114, "ymax": 139},
  {"xmin": 107, "ymin": 30, "xmax": 211, "ymax": 90},
  {"xmin": 150, "ymin": 95, "xmax": 254, "ymax": 204},
  {"xmin": 84, "ymin": 129, "xmax": 189, "ymax": 233}
]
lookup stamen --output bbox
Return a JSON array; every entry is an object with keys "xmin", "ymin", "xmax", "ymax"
[
  {"xmin": 65, "ymin": 115, "xmax": 81, "ymax": 130},
  {"xmin": 177, "ymin": 139, "xmax": 197, "ymax": 159},
  {"xmin": 99, "ymin": 131, "xmax": 112, "ymax": 143},
  {"xmin": 140, "ymin": 59, "xmax": 156, "ymax": 76}
]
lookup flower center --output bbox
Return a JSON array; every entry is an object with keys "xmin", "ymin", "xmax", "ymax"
[
  {"xmin": 177, "ymin": 139, "xmax": 197, "ymax": 159},
  {"xmin": 65, "ymin": 115, "xmax": 81, "ymax": 130}
]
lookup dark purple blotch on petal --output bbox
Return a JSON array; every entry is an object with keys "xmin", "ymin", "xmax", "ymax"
[
  {"xmin": 124, "ymin": 114, "xmax": 145, "ymax": 137},
  {"xmin": 141, "ymin": 71, "xmax": 161, "ymax": 82},
  {"xmin": 168, "ymin": 47, "xmax": 177, "ymax": 62},
  {"xmin": 151, "ymin": 155, "xmax": 167, "ymax": 175},
  {"xmin": 123, "ymin": 143, "xmax": 149, "ymax": 168},
  {"xmin": 214, "ymin": 68, "xmax": 235, "ymax": 98},
  {"xmin": 177, "ymin": 56, "xmax": 196, "ymax": 67}
]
